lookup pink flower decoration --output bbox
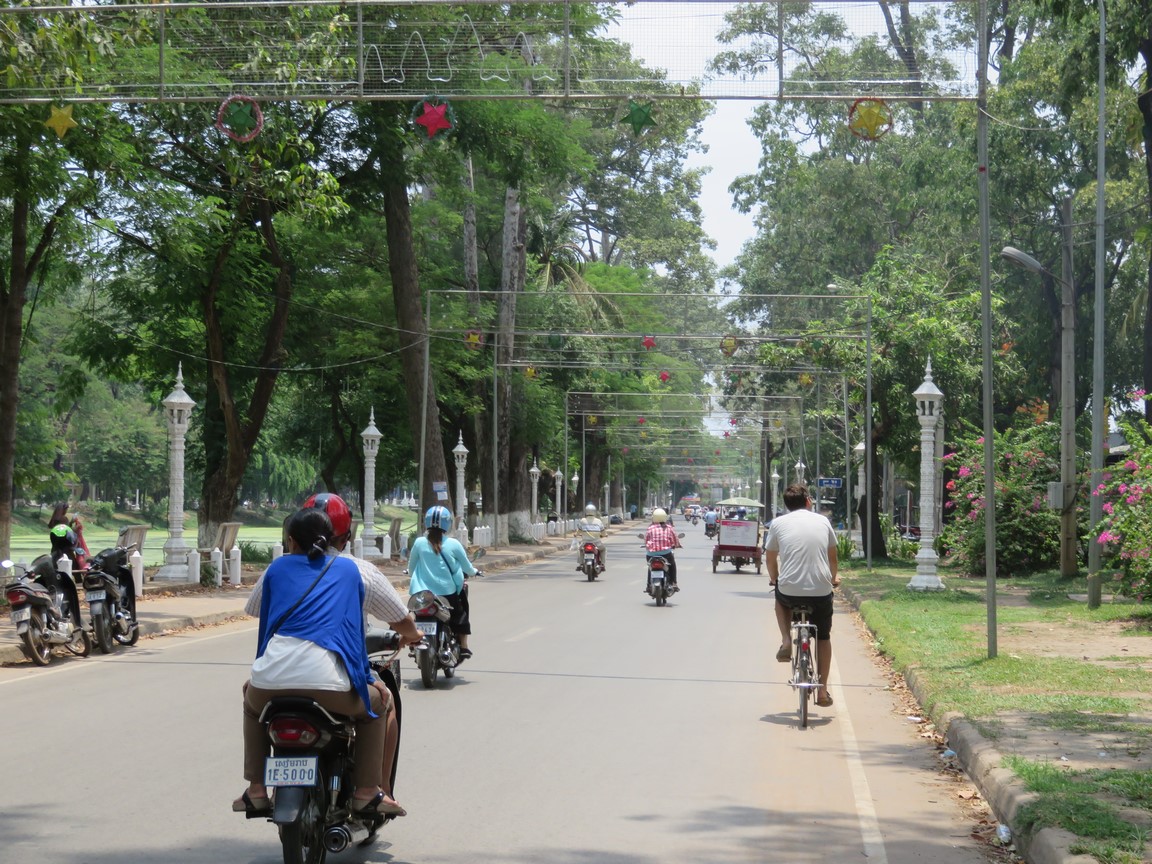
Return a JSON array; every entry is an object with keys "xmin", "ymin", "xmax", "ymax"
[{"xmin": 958, "ymin": 466, "xmax": 971, "ymax": 477}]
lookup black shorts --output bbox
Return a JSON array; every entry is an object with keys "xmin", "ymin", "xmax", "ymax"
[{"xmin": 774, "ymin": 589, "xmax": 834, "ymax": 641}]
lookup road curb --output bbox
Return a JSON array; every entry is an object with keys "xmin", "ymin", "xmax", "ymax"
[{"xmin": 841, "ymin": 585, "xmax": 1086, "ymax": 864}]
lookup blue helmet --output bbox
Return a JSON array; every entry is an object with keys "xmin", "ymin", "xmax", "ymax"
[{"xmin": 424, "ymin": 505, "xmax": 453, "ymax": 530}]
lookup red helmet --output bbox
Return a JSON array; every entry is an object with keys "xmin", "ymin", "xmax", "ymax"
[{"xmin": 303, "ymin": 492, "xmax": 352, "ymax": 539}]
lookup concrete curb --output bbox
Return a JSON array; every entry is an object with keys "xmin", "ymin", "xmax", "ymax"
[{"xmin": 841, "ymin": 585, "xmax": 1088, "ymax": 864}]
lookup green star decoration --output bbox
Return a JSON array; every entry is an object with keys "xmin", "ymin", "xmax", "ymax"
[
  {"xmin": 224, "ymin": 100, "xmax": 258, "ymax": 137},
  {"xmin": 623, "ymin": 100, "xmax": 656, "ymax": 136}
]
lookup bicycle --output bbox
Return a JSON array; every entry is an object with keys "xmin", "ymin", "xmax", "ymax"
[{"xmin": 788, "ymin": 604, "xmax": 820, "ymax": 728}]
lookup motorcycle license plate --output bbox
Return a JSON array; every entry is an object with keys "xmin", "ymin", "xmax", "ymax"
[
  {"xmin": 264, "ymin": 756, "xmax": 318, "ymax": 787},
  {"xmin": 10, "ymin": 607, "xmax": 30, "ymax": 624},
  {"xmin": 650, "ymin": 572, "xmax": 665, "ymax": 581},
  {"xmin": 415, "ymin": 621, "xmax": 437, "ymax": 637},
  {"xmin": 86, "ymin": 590, "xmax": 107, "ymax": 602},
  {"xmin": 584, "ymin": 555, "xmax": 596, "ymax": 565}
]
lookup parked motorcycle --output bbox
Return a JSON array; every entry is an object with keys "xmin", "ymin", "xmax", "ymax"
[
  {"xmin": 3, "ymin": 556, "xmax": 92, "ymax": 665},
  {"xmin": 580, "ymin": 540, "xmax": 603, "ymax": 581},
  {"xmin": 250, "ymin": 627, "xmax": 404, "ymax": 864},
  {"xmin": 84, "ymin": 545, "xmax": 140, "ymax": 654}
]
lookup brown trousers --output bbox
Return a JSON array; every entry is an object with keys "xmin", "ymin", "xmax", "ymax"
[{"xmin": 243, "ymin": 682, "xmax": 387, "ymax": 789}]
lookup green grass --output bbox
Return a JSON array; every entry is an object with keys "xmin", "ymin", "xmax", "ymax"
[{"xmin": 843, "ymin": 560, "xmax": 1152, "ymax": 863}]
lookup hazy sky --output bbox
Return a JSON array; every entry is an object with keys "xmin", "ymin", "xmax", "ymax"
[{"xmin": 684, "ymin": 100, "xmax": 761, "ymax": 271}]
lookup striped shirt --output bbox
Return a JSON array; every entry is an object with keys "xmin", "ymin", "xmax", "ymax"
[{"xmin": 645, "ymin": 523, "xmax": 680, "ymax": 553}]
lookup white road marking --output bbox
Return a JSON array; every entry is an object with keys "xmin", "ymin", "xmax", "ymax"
[
  {"xmin": 830, "ymin": 654, "xmax": 889, "ymax": 864},
  {"xmin": 583, "ymin": 596, "xmax": 605, "ymax": 606},
  {"xmin": 504, "ymin": 626, "xmax": 542, "ymax": 643}
]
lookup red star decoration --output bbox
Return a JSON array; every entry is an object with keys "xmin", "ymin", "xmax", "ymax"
[
  {"xmin": 415, "ymin": 102, "xmax": 453, "ymax": 139},
  {"xmin": 724, "ymin": 431, "xmax": 731, "ymax": 438},
  {"xmin": 637, "ymin": 417, "xmax": 646, "ymax": 424},
  {"xmin": 622, "ymin": 447, "xmax": 630, "ymax": 455},
  {"xmin": 659, "ymin": 370, "xmax": 670, "ymax": 382},
  {"xmin": 642, "ymin": 335, "xmax": 656, "ymax": 350},
  {"xmin": 729, "ymin": 417, "xmax": 738, "ymax": 426},
  {"xmin": 714, "ymin": 450, "xmax": 721, "ymax": 456}
]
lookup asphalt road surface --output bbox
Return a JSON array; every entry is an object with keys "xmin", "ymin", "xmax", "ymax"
[{"xmin": 0, "ymin": 524, "xmax": 991, "ymax": 864}]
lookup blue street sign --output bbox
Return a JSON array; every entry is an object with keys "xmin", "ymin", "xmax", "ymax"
[{"xmin": 817, "ymin": 477, "xmax": 843, "ymax": 488}]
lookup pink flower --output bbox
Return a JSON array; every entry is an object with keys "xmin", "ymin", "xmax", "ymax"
[
  {"xmin": 1127, "ymin": 495, "xmax": 1139, "ymax": 505},
  {"xmin": 1119, "ymin": 483, "xmax": 1128, "ymax": 494},
  {"xmin": 945, "ymin": 501, "xmax": 955, "ymax": 509},
  {"xmin": 942, "ymin": 452, "xmax": 956, "ymax": 461},
  {"xmin": 967, "ymin": 511, "xmax": 978, "ymax": 521},
  {"xmin": 946, "ymin": 480, "xmax": 956, "ymax": 491},
  {"xmin": 1125, "ymin": 460, "xmax": 1139, "ymax": 471},
  {"xmin": 958, "ymin": 466, "xmax": 971, "ymax": 477},
  {"xmin": 1103, "ymin": 502, "xmax": 1114, "ymax": 515}
]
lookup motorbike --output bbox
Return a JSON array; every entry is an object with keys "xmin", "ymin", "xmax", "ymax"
[
  {"xmin": 580, "ymin": 540, "xmax": 604, "ymax": 582},
  {"xmin": 645, "ymin": 553, "xmax": 674, "ymax": 606},
  {"xmin": 407, "ymin": 588, "xmax": 463, "ymax": 688},
  {"xmin": 3, "ymin": 555, "xmax": 92, "ymax": 665},
  {"xmin": 704, "ymin": 522, "xmax": 719, "ymax": 540},
  {"xmin": 84, "ymin": 545, "xmax": 140, "ymax": 654},
  {"xmin": 691, "ymin": 515, "xmax": 699, "ymax": 526},
  {"xmin": 251, "ymin": 627, "xmax": 404, "ymax": 864}
]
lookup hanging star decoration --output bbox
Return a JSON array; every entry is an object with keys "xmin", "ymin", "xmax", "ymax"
[
  {"xmin": 215, "ymin": 96, "xmax": 264, "ymax": 143},
  {"xmin": 687, "ymin": 457, "xmax": 695, "ymax": 464},
  {"xmin": 659, "ymin": 370, "xmax": 670, "ymax": 383},
  {"xmin": 44, "ymin": 104, "xmax": 78, "ymax": 139},
  {"xmin": 412, "ymin": 98, "xmax": 455, "ymax": 139},
  {"xmin": 525, "ymin": 366, "xmax": 538, "ymax": 379},
  {"xmin": 588, "ymin": 415, "xmax": 598, "ymax": 425},
  {"xmin": 622, "ymin": 447, "xmax": 630, "ymax": 455},
  {"xmin": 715, "ymin": 450, "xmax": 721, "ymax": 456},
  {"xmin": 637, "ymin": 416, "xmax": 647, "ymax": 425},
  {"xmin": 641, "ymin": 335, "xmax": 656, "ymax": 351},
  {"xmin": 464, "ymin": 330, "xmax": 484, "ymax": 350},
  {"xmin": 798, "ymin": 372, "xmax": 814, "ymax": 386},
  {"xmin": 622, "ymin": 100, "xmax": 656, "ymax": 136},
  {"xmin": 640, "ymin": 431, "xmax": 648, "ymax": 439},
  {"xmin": 729, "ymin": 417, "xmax": 738, "ymax": 426},
  {"xmin": 723, "ymin": 431, "xmax": 731, "ymax": 439},
  {"xmin": 720, "ymin": 335, "xmax": 739, "ymax": 357},
  {"xmin": 848, "ymin": 98, "xmax": 893, "ymax": 141}
]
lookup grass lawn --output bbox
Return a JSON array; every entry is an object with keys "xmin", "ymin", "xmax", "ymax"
[{"xmin": 5, "ymin": 504, "xmax": 421, "ymax": 568}]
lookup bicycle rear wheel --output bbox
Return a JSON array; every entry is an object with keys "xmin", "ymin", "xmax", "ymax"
[{"xmin": 797, "ymin": 641, "xmax": 811, "ymax": 728}]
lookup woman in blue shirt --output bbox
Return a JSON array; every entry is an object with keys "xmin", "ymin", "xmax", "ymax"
[
  {"xmin": 234, "ymin": 507, "xmax": 403, "ymax": 818},
  {"xmin": 407, "ymin": 506, "xmax": 480, "ymax": 659}
]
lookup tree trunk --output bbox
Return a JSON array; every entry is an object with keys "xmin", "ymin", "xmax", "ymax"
[
  {"xmin": 494, "ymin": 186, "xmax": 521, "ymax": 544},
  {"xmin": 379, "ymin": 132, "xmax": 451, "ymax": 513},
  {"xmin": 1139, "ymin": 38, "xmax": 1152, "ymax": 423},
  {"xmin": 0, "ymin": 139, "xmax": 60, "ymax": 559},
  {"xmin": 856, "ymin": 438, "xmax": 889, "ymax": 560}
]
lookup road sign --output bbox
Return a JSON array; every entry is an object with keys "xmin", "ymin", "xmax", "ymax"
[{"xmin": 817, "ymin": 477, "xmax": 843, "ymax": 488}]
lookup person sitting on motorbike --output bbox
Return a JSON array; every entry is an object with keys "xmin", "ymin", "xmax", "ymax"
[
  {"xmin": 575, "ymin": 503, "xmax": 607, "ymax": 571},
  {"xmin": 244, "ymin": 491, "xmax": 422, "ymax": 816},
  {"xmin": 235, "ymin": 507, "xmax": 401, "ymax": 818},
  {"xmin": 48, "ymin": 519, "xmax": 88, "ymax": 572},
  {"xmin": 407, "ymin": 505, "xmax": 480, "ymax": 660},
  {"xmin": 644, "ymin": 508, "xmax": 682, "ymax": 592}
]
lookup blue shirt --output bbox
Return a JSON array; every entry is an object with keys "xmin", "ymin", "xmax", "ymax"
[
  {"xmin": 255, "ymin": 554, "xmax": 376, "ymax": 717},
  {"xmin": 408, "ymin": 536, "xmax": 477, "ymax": 596}
]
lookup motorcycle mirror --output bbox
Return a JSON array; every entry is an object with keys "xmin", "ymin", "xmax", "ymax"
[
  {"xmin": 636, "ymin": 532, "xmax": 645, "ymax": 540},
  {"xmin": 0, "ymin": 559, "xmax": 12, "ymax": 570},
  {"xmin": 678, "ymin": 533, "xmax": 685, "ymax": 538}
]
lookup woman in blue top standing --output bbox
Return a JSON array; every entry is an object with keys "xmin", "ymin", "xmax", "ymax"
[
  {"xmin": 234, "ymin": 507, "xmax": 402, "ymax": 817},
  {"xmin": 407, "ymin": 506, "xmax": 480, "ymax": 659}
]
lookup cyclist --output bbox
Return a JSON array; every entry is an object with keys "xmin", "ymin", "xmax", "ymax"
[
  {"xmin": 643, "ymin": 508, "xmax": 681, "ymax": 593},
  {"xmin": 575, "ymin": 503, "xmax": 607, "ymax": 572},
  {"xmin": 763, "ymin": 483, "xmax": 840, "ymax": 708}
]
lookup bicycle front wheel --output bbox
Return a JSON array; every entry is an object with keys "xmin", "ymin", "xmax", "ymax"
[{"xmin": 797, "ymin": 644, "xmax": 811, "ymax": 728}]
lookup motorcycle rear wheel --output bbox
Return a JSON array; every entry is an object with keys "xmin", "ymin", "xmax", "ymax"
[
  {"xmin": 113, "ymin": 605, "xmax": 140, "ymax": 646},
  {"xmin": 278, "ymin": 782, "xmax": 328, "ymax": 864},
  {"xmin": 93, "ymin": 612, "xmax": 113, "ymax": 654},
  {"xmin": 22, "ymin": 612, "xmax": 52, "ymax": 666},
  {"xmin": 64, "ymin": 626, "xmax": 91, "ymax": 657},
  {"xmin": 417, "ymin": 648, "xmax": 437, "ymax": 689}
]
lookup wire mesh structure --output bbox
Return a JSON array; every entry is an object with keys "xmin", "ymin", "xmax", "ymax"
[{"xmin": 2, "ymin": 0, "xmax": 979, "ymax": 103}]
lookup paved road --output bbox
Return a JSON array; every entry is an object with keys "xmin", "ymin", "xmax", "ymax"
[{"xmin": 0, "ymin": 525, "xmax": 990, "ymax": 864}]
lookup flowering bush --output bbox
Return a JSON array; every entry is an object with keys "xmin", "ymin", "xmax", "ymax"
[
  {"xmin": 1093, "ymin": 406, "xmax": 1152, "ymax": 601},
  {"xmin": 940, "ymin": 421, "xmax": 1062, "ymax": 576}
]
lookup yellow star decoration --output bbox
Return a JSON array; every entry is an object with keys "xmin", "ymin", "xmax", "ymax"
[
  {"xmin": 848, "ymin": 99, "xmax": 892, "ymax": 141},
  {"xmin": 525, "ymin": 366, "xmax": 538, "ymax": 379},
  {"xmin": 45, "ymin": 104, "xmax": 78, "ymax": 139},
  {"xmin": 588, "ymin": 415, "xmax": 598, "ymax": 425}
]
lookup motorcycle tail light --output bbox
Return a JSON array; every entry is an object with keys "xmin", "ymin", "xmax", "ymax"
[
  {"xmin": 268, "ymin": 717, "xmax": 320, "ymax": 747},
  {"xmin": 650, "ymin": 559, "xmax": 665, "ymax": 571},
  {"xmin": 6, "ymin": 588, "xmax": 28, "ymax": 605},
  {"xmin": 583, "ymin": 544, "xmax": 596, "ymax": 553},
  {"xmin": 415, "ymin": 604, "xmax": 437, "ymax": 617}
]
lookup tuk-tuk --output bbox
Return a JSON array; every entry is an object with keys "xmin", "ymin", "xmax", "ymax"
[{"xmin": 711, "ymin": 497, "xmax": 764, "ymax": 573}]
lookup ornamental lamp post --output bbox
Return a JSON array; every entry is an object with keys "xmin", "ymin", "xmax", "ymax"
[
  {"xmin": 854, "ymin": 440, "xmax": 866, "ymax": 532},
  {"xmin": 603, "ymin": 481, "xmax": 610, "ymax": 515},
  {"xmin": 794, "ymin": 459, "xmax": 806, "ymax": 484},
  {"xmin": 360, "ymin": 409, "xmax": 382, "ymax": 546},
  {"xmin": 529, "ymin": 459, "xmax": 541, "ymax": 523},
  {"xmin": 157, "ymin": 365, "xmax": 196, "ymax": 581},
  {"xmin": 908, "ymin": 360, "xmax": 945, "ymax": 591},
  {"xmin": 570, "ymin": 470, "xmax": 580, "ymax": 534},
  {"xmin": 452, "ymin": 433, "xmax": 469, "ymax": 540},
  {"xmin": 770, "ymin": 470, "xmax": 780, "ymax": 519}
]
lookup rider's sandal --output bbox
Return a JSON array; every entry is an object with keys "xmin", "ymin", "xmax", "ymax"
[
  {"xmin": 233, "ymin": 790, "xmax": 271, "ymax": 813},
  {"xmin": 816, "ymin": 693, "xmax": 834, "ymax": 707},
  {"xmin": 775, "ymin": 645, "xmax": 792, "ymax": 662},
  {"xmin": 352, "ymin": 792, "xmax": 407, "ymax": 817}
]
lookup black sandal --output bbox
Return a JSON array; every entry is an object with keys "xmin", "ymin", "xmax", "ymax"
[{"xmin": 232, "ymin": 789, "xmax": 271, "ymax": 813}]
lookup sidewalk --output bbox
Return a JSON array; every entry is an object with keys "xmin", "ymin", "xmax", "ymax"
[{"xmin": 0, "ymin": 531, "xmax": 584, "ymax": 667}]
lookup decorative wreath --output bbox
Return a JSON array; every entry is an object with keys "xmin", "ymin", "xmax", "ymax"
[
  {"xmin": 411, "ymin": 97, "xmax": 456, "ymax": 139},
  {"xmin": 848, "ymin": 98, "xmax": 893, "ymax": 141},
  {"xmin": 215, "ymin": 95, "xmax": 264, "ymax": 143}
]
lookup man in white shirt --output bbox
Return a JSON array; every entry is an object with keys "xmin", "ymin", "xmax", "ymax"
[{"xmin": 763, "ymin": 483, "xmax": 840, "ymax": 708}]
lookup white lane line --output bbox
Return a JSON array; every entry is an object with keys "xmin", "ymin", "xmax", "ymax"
[
  {"xmin": 829, "ymin": 655, "xmax": 889, "ymax": 864},
  {"xmin": 504, "ymin": 626, "xmax": 542, "ymax": 643},
  {"xmin": 584, "ymin": 596, "xmax": 605, "ymax": 606}
]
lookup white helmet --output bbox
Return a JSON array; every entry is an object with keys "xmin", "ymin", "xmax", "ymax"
[
  {"xmin": 652, "ymin": 508, "xmax": 668, "ymax": 523},
  {"xmin": 585, "ymin": 504, "xmax": 598, "ymax": 516}
]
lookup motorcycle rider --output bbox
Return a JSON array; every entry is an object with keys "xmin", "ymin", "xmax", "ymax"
[
  {"xmin": 703, "ymin": 506, "xmax": 720, "ymax": 537},
  {"xmin": 575, "ymin": 503, "xmax": 607, "ymax": 572},
  {"xmin": 48, "ymin": 503, "xmax": 89, "ymax": 571},
  {"xmin": 407, "ymin": 506, "xmax": 480, "ymax": 660},
  {"xmin": 644, "ymin": 508, "xmax": 682, "ymax": 592},
  {"xmin": 236, "ymin": 506, "xmax": 403, "ymax": 817}
]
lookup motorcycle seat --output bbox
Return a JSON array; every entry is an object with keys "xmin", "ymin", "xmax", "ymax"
[{"xmin": 259, "ymin": 696, "xmax": 356, "ymax": 732}]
